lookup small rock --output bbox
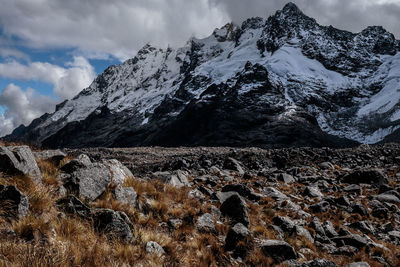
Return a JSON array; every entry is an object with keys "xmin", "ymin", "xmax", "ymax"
[
  {"xmin": 224, "ymin": 157, "xmax": 244, "ymax": 175},
  {"xmin": 197, "ymin": 213, "xmax": 215, "ymax": 232},
  {"xmin": 304, "ymin": 186, "xmax": 324, "ymax": 198},
  {"xmin": 342, "ymin": 169, "xmax": 388, "ymax": 186},
  {"xmin": 331, "ymin": 234, "xmax": 368, "ymax": 249},
  {"xmin": 346, "ymin": 262, "xmax": 370, "ymax": 267},
  {"xmin": 375, "ymin": 193, "xmax": 400, "ymax": 204},
  {"xmin": 188, "ymin": 189, "xmax": 205, "ymax": 200},
  {"xmin": 34, "ymin": 149, "xmax": 66, "ymax": 165},
  {"xmin": 260, "ymin": 239, "xmax": 297, "ymax": 262},
  {"xmin": 278, "ymin": 173, "xmax": 295, "ymax": 183},
  {"xmin": 145, "ymin": 241, "xmax": 165, "ymax": 255}
]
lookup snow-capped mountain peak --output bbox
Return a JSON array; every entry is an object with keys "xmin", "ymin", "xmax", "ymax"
[{"xmin": 5, "ymin": 3, "xmax": 400, "ymax": 148}]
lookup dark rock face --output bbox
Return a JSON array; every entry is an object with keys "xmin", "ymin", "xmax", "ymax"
[
  {"xmin": 0, "ymin": 185, "xmax": 29, "ymax": 219},
  {"xmin": 92, "ymin": 209, "xmax": 134, "ymax": 243},
  {"xmin": 0, "ymin": 146, "xmax": 42, "ymax": 182},
  {"xmin": 220, "ymin": 194, "xmax": 250, "ymax": 227},
  {"xmin": 260, "ymin": 239, "xmax": 297, "ymax": 262}
]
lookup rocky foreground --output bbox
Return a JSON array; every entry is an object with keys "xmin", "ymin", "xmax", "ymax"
[{"xmin": 1, "ymin": 144, "xmax": 400, "ymax": 266}]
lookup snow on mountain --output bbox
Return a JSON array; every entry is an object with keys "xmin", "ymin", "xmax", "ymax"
[{"xmin": 5, "ymin": 3, "xmax": 400, "ymax": 148}]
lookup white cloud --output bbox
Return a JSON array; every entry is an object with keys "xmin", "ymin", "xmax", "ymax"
[
  {"xmin": 0, "ymin": 56, "xmax": 96, "ymax": 99},
  {"xmin": 0, "ymin": 47, "xmax": 30, "ymax": 61},
  {"xmin": 0, "ymin": 0, "xmax": 228, "ymax": 61},
  {"xmin": 0, "ymin": 84, "xmax": 58, "ymax": 136}
]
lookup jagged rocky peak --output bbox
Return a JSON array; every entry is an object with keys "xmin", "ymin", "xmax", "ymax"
[
  {"xmin": 213, "ymin": 23, "xmax": 240, "ymax": 42},
  {"xmin": 4, "ymin": 3, "xmax": 400, "ymax": 148}
]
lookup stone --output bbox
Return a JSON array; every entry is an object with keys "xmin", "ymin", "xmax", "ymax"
[
  {"xmin": 168, "ymin": 218, "xmax": 183, "ymax": 229},
  {"xmin": 60, "ymin": 154, "xmax": 92, "ymax": 173},
  {"xmin": 272, "ymin": 216, "xmax": 295, "ymax": 233},
  {"xmin": 224, "ymin": 223, "xmax": 252, "ymax": 257},
  {"xmin": 319, "ymin": 162, "xmax": 334, "ymax": 169},
  {"xmin": 0, "ymin": 146, "xmax": 42, "ymax": 182},
  {"xmin": 304, "ymin": 186, "xmax": 324, "ymax": 198},
  {"xmin": 278, "ymin": 173, "xmax": 295, "ymax": 183},
  {"xmin": 154, "ymin": 170, "xmax": 189, "ymax": 187},
  {"xmin": 0, "ymin": 185, "xmax": 29, "ymax": 219},
  {"xmin": 375, "ymin": 193, "xmax": 400, "ymax": 204},
  {"xmin": 260, "ymin": 239, "xmax": 297, "ymax": 262},
  {"xmin": 102, "ymin": 159, "xmax": 134, "ymax": 186},
  {"xmin": 56, "ymin": 195, "xmax": 91, "ymax": 218},
  {"xmin": 115, "ymin": 186, "xmax": 138, "ymax": 207},
  {"xmin": 346, "ymin": 262, "xmax": 370, "ymax": 267},
  {"xmin": 342, "ymin": 169, "xmax": 388, "ymax": 186},
  {"xmin": 263, "ymin": 187, "xmax": 288, "ymax": 200},
  {"xmin": 343, "ymin": 184, "xmax": 362, "ymax": 194},
  {"xmin": 349, "ymin": 221, "xmax": 375, "ymax": 235},
  {"xmin": 92, "ymin": 209, "xmax": 134, "ymax": 243},
  {"xmin": 294, "ymin": 259, "xmax": 337, "ymax": 267},
  {"xmin": 220, "ymin": 194, "xmax": 250, "ymax": 227},
  {"xmin": 323, "ymin": 221, "xmax": 338, "ymax": 238},
  {"xmin": 196, "ymin": 213, "xmax": 215, "ymax": 232},
  {"xmin": 331, "ymin": 234, "xmax": 368, "ymax": 249},
  {"xmin": 146, "ymin": 241, "xmax": 165, "ymax": 255},
  {"xmin": 224, "ymin": 157, "xmax": 244, "ymax": 175},
  {"xmin": 221, "ymin": 184, "xmax": 260, "ymax": 201},
  {"xmin": 34, "ymin": 149, "xmax": 66, "ymax": 165},
  {"xmin": 212, "ymin": 191, "xmax": 240, "ymax": 204},
  {"xmin": 64, "ymin": 163, "xmax": 111, "ymax": 201},
  {"xmin": 188, "ymin": 189, "xmax": 205, "ymax": 200}
]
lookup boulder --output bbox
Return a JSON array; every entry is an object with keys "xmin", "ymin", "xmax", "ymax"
[
  {"xmin": 375, "ymin": 193, "xmax": 400, "ymax": 204},
  {"xmin": 260, "ymin": 239, "xmax": 297, "ymax": 262},
  {"xmin": 342, "ymin": 169, "xmax": 388, "ymax": 186},
  {"xmin": 188, "ymin": 189, "xmax": 205, "ymax": 200},
  {"xmin": 0, "ymin": 185, "xmax": 29, "ymax": 219},
  {"xmin": 92, "ymin": 209, "xmax": 134, "ymax": 243},
  {"xmin": 196, "ymin": 213, "xmax": 215, "ymax": 233},
  {"xmin": 0, "ymin": 146, "xmax": 42, "ymax": 182},
  {"xmin": 346, "ymin": 263, "xmax": 370, "ymax": 267},
  {"xmin": 221, "ymin": 184, "xmax": 260, "ymax": 201},
  {"xmin": 304, "ymin": 186, "xmax": 324, "ymax": 198},
  {"xmin": 102, "ymin": 159, "xmax": 134, "ymax": 186},
  {"xmin": 224, "ymin": 223, "xmax": 252, "ymax": 257},
  {"xmin": 220, "ymin": 194, "xmax": 250, "ymax": 227},
  {"xmin": 331, "ymin": 234, "xmax": 368, "ymax": 249},
  {"xmin": 64, "ymin": 163, "xmax": 111, "ymax": 201},
  {"xmin": 278, "ymin": 173, "xmax": 295, "ymax": 183},
  {"xmin": 153, "ymin": 170, "xmax": 189, "ymax": 187},
  {"xmin": 60, "ymin": 154, "xmax": 92, "ymax": 173},
  {"xmin": 224, "ymin": 157, "xmax": 245, "ymax": 175}
]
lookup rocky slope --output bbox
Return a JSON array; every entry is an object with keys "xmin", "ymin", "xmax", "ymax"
[
  {"xmin": 1, "ymin": 144, "xmax": 400, "ymax": 265},
  {"xmin": 5, "ymin": 3, "xmax": 400, "ymax": 148}
]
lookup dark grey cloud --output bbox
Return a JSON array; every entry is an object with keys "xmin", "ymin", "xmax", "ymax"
[{"xmin": 210, "ymin": 0, "xmax": 400, "ymax": 38}]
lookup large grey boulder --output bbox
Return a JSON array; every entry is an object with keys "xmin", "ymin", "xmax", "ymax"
[
  {"xmin": 63, "ymin": 163, "xmax": 111, "ymax": 201},
  {"xmin": 220, "ymin": 194, "xmax": 250, "ymax": 227},
  {"xmin": 102, "ymin": 159, "xmax": 134, "ymax": 186},
  {"xmin": 0, "ymin": 146, "xmax": 42, "ymax": 182},
  {"xmin": 0, "ymin": 185, "xmax": 29, "ymax": 219},
  {"xmin": 92, "ymin": 209, "xmax": 134, "ymax": 243},
  {"xmin": 260, "ymin": 239, "xmax": 297, "ymax": 262}
]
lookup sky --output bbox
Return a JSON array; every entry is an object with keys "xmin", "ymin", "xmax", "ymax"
[{"xmin": 0, "ymin": 0, "xmax": 399, "ymax": 136}]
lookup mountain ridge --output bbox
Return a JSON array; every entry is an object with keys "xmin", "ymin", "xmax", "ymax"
[{"xmin": 4, "ymin": 2, "xmax": 400, "ymax": 148}]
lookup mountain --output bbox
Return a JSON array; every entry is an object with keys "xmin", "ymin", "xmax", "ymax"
[{"xmin": 5, "ymin": 3, "xmax": 400, "ymax": 148}]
